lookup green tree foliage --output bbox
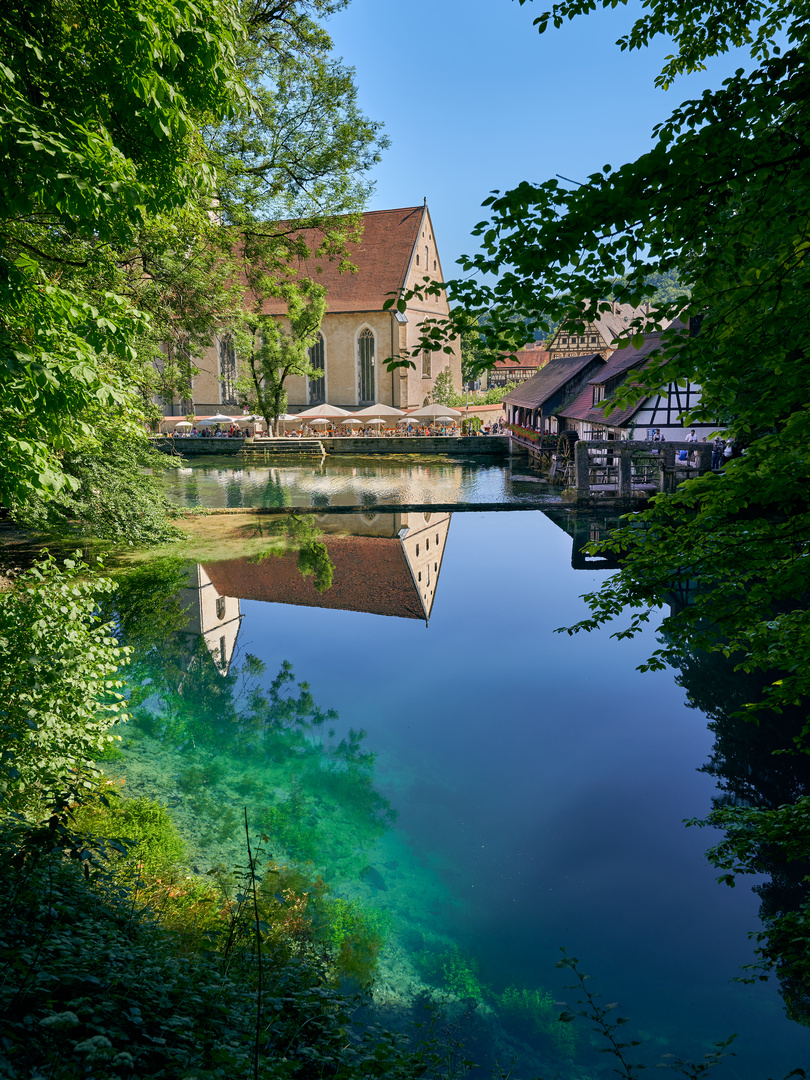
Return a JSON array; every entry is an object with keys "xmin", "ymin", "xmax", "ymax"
[
  {"xmin": 234, "ymin": 279, "xmax": 327, "ymax": 433},
  {"xmin": 1, "ymin": 0, "xmax": 386, "ymax": 531},
  {"xmin": 212, "ymin": 0, "xmax": 386, "ymax": 227},
  {"xmin": 0, "ymin": 556, "xmax": 130, "ymax": 814},
  {"xmin": 10, "ymin": 427, "xmax": 182, "ymax": 543},
  {"xmin": 0, "ymin": 0, "xmax": 247, "ymax": 507},
  {"xmin": 431, "ymin": 366, "xmax": 457, "ymax": 405}
]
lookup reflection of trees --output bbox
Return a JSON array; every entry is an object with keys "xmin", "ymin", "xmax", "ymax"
[
  {"xmin": 261, "ymin": 468, "xmax": 291, "ymax": 508},
  {"xmin": 245, "ymin": 513, "xmax": 334, "ymax": 593},
  {"xmin": 674, "ymin": 646, "xmax": 810, "ymax": 1024},
  {"xmin": 103, "ymin": 558, "xmax": 192, "ymax": 660},
  {"xmin": 112, "ymin": 561, "xmax": 392, "ymax": 880}
]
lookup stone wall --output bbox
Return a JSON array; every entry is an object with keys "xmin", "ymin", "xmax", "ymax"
[
  {"xmin": 150, "ymin": 435, "xmax": 510, "ymax": 457},
  {"xmin": 152, "ymin": 437, "xmax": 245, "ymax": 456}
]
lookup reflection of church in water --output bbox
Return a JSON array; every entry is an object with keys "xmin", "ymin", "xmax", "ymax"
[{"xmin": 178, "ymin": 512, "xmax": 451, "ymax": 674}]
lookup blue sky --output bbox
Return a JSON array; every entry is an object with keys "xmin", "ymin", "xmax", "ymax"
[{"xmin": 327, "ymin": 0, "xmax": 753, "ymax": 274}]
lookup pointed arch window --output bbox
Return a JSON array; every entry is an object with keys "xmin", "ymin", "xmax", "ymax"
[
  {"xmin": 358, "ymin": 328, "xmax": 375, "ymax": 404},
  {"xmin": 219, "ymin": 335, "xmax": 237, "ymax": 405},
  {"xmin": 421, "ymin": 348, "xmax": 431, "ymax": 378},
  {"xmin": 308, "ymin": 333, "xmax": 325, "ymax": 404}
]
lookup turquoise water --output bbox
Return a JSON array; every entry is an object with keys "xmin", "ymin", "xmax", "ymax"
[
  {"xmin": 119, "ymin": 466, "xmax": 810, "ymax": 1078},
  {"xmin": 160, "ymin": 454, "xmax": 556, "ymax": 508}
]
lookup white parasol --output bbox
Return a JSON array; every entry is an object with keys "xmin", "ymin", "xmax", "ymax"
[
  {"xmin": 354, "ymin": 403, "xmax": 405, "ymax": 419},
  {"xmin": 406, "ymin": 403, "xmax": 463, "ymax": 419},
  {"xmin": 297, "ymin": 403, "xmax": 350, "ymax": 419},
  {"xmin": 196, "ymin": 413, "xmax": 238, "ymax": 426}
]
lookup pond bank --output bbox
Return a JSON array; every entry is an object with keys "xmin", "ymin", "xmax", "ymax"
[{"xmin": 151, "ymin": 434, "xmax": 511, "ymax": 457}]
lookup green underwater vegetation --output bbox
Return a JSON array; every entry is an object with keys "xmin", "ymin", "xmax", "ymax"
[
  {"xmin": 414, "ymin": 943, "xmax": 577, "ymax": 1060},
  {"xmin": 416, "ymin": 943, "xmax": 485, "ymax": 1001},
  {"xmin": 0, "ymin": 803, "xmax": 468, "ymax": 1080},
  {"xmin": 495, "ymin": 986, "xmax": 577, "ymax": 1060},
  {"xmin": 120, "ymin": 590, "xmax": 398, "ymax": 880}
]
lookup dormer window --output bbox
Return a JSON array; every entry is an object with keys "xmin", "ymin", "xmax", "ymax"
[{"xmin": 592, "ymin": 384, "xmax": 606, "ymax": 405}]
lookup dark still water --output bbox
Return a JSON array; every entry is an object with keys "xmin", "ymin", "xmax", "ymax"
[{"xmin": 119, "ymin": 496, "xmax": 809, "ymax": 1078}]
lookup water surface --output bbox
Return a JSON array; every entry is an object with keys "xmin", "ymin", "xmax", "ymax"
[
  {"xmin": 161, "ymin": 454, "xmax": 555, "ymax": 509},
  {"xmin": 118, "ymin": 465, "xmax": 810, "ymax": 1078}
]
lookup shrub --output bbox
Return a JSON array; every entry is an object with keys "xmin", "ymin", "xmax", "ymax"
[{"xmin": 0, "ymin": 556, "xmax": 129, "ymax": 815}]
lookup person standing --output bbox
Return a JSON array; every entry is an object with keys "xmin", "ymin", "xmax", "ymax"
[
  {"xmin": 711, "ymin": 435, "xmax": 725, "ymax": 469},
  {"xmin": 685, "ymin": 429, "xmax": 697, "ymax": 443}
]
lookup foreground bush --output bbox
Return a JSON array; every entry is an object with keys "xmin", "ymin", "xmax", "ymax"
[
  {"xmin": 0, "ymin": 810, "xmax": 458, "ymax": 1080},
  {"xmin": 0, "ymin": 556, "xmax": 129, "ymax": 815}
]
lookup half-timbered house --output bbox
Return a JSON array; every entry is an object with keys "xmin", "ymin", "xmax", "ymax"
[
  {"xmin": 546, "ymin": 301, "xmax": 656, "ymax": 361},
  {"xmin": 488, "ymin": 343, "xmax": 550, "ymax": 387},
  {"xmin": 502, "ymin": 352, "xmax": 606, "ymax": 433},
  {"xmin": 556, "ymin": 320, "xmax": 714, "ymax": 440}
]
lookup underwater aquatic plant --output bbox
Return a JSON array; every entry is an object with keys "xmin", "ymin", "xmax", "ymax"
[
  {"xmin": 496, "ymin": 986, "xmax": 577, "ymax": 1059},
  {"xmin": 177, "ymin": 758, "xmax": 226, "ymax": 792},
  {"xmin": 323, "ymin": 896, "xmax": 386, "ymax": 989},
  {"xmin": 416, "ymin": 944, "xmax": 484, "ymax": 1000},
  {"xmin": 257, "ymin": 862, "xmax": 385, "ymax": 987}
]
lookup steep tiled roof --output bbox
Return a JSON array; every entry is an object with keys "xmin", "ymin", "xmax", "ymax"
[
  {"xmin": 591, "ymin": 303, "xmax": 652, "ymax": 347},
  {"xmin": 502, "ymin": 353, "xmax": 605, "ymax": 408},
  {"xmin": 560, "ymin": 384, "xmax": 645, "ymax": 427},
  {"xmin": 259, "ymin": 206, "xmax": 424, "ymax": 315},
  {"xmin": 588, "ymin": 321, "xmax": 684, "ymax": 385},
  {"xmin": 203, "ymin": 534, "xmax": 427, "ymax": 620},
  {"xmin": 560, "ymin": 322, "xmax": 687, "ymax": 426},
  {"xmin": 551, "ymin": 303, "xmax": 669, "ymax": 352},
  {"xmin": 493, "ymin": 346, "xmax": 550, "ymax": 371}
]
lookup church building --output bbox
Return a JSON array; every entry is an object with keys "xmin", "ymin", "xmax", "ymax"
[{"xmin": 171, "ymin": 203, "xmax": 462, "ymax": 415}]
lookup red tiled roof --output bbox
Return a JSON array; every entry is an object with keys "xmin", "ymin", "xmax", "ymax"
[
  {"xmin": 258, "ymin": 206, "xmax": 424, "ymax": 315},
  {"xmin": 560, "ymin": 384, "xmax": 645, "ymax": 427},
  {"xmin": 203, "ymin": 534, "xmax": 426, "ymax": 620},
  {"xmin": 560, "ymin": 321, "xmax": 688, "ymax": 426},
  {"xmin": 493, "ymin": 346, "xmax": 550, "ymax": 371}
]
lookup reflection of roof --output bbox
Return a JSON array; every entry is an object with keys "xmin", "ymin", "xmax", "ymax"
[
  {"xmin": 259, "ymin": 207, "xmax": 424, "ymax": 315},
  {"xmin": 203, "ymin": 535, "xmax": 427, "ymax": 620},
  {"xmin": 503, "ymin": 353, "xmax": 604, "ymax": 408}
]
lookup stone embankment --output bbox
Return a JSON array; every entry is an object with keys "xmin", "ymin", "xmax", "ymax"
[{"xmin": 151, "ymin": 435, "xmax": 511, "ymax": 457}]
